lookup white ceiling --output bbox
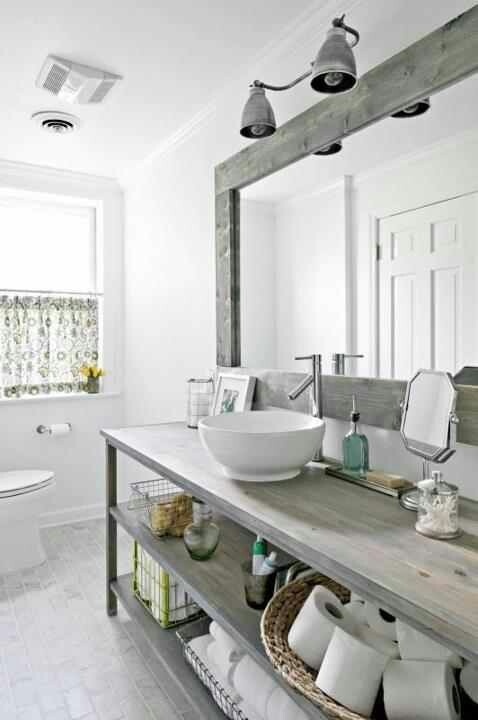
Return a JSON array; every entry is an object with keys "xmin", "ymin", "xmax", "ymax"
[
  {"xmin": 2, "ymin": 0, "xmax": 477, "ymax": 183},
  {"xmin": 0, "ymin": 0, "xmax": 311, "ymax": 178}
]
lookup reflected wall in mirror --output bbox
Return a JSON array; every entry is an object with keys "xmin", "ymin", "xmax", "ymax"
[{"xmin": 240, "ymin": 73, "xmax": 478, "ymax": 380}]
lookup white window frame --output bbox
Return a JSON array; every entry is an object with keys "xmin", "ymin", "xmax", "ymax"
[{"xmin": 0, "ymin": 187, "xmax": 105, "ymax": 397}]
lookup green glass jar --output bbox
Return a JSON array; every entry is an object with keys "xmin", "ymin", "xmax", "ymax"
[{"xmin": 183, "ymin": 498, "xmax": 220, "ymax": 561}]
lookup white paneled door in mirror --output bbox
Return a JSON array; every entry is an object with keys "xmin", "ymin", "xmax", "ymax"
[{"xmin": 377, "ymin": 194, "xmax": 478, "ymax": 379}]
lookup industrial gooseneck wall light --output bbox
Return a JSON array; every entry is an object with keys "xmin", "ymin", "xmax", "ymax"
[
  {"xmin": 241, "ymin": 14, "xmax": 432, "ymax": 151},
  {"xmin": 240, "ymin": 15, "xmax": 360, "ymax": 145}
]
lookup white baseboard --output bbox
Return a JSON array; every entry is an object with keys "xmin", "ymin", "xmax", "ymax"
[{"xmin": 40, "ymin": 502, "xmax": 104, "ymax": 527}]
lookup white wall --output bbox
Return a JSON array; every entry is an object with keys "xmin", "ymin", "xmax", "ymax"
[
  {"xmin": 274, "ymin": 181, "xmax": 349, "ymax": 373},
  {"xmin": 241, "ymin": 200, "xmax": 276, "ymax": 368},
  {"xmin": 0, "ymin": 160, "xmax": 124, "ymax": 524}
]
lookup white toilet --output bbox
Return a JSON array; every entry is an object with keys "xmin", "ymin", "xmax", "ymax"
[{"xmin": 0, "ymin": 470, "xmax": 55, "ymax": 574}]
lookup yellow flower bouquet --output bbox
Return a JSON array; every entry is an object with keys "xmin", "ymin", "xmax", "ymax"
[{"xmin": 80, "ymin": 365, "xmax": 105, "ymax": 393}]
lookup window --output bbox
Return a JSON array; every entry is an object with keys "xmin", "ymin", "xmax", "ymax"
[{"xmin": 0, "ymin": 193, "xmax": 101, "ymax": 398}]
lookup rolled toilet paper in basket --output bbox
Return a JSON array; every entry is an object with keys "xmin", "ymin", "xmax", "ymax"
[
  {"xmin": 266, "ymin": 686, "xmax": 309, "ymax": 720},
  {"xmin": 234, "ymin": 655, "xmax": 277, "ymax": 718},
  {"xmin": 316, "ymin": 623, "xmax": 399, "ymax": 717},
  {"xmin": 383, "ymin": 660, "xmax": 461, "ymax": 720},
  {"xmin": 362, "ymin": 602, "xmax": 397, "ymax": 641},
  {"xmin": 209, "ymin": 621, "xmax": 244, "ymax": 664},
  {"xmin": 396, "ymin": 620, "xmax": 463, "ymax": 668},
  {"xmin": 346, "ymin": 598, "xmax": 367, "ymax": 625},
  {"xmin": 288, "ymin": 586, "xmax": 357, "ymax": 669}
]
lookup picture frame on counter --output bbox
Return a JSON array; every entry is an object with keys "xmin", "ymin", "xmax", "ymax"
[{"xmin": 212, "ymin": 373, "xmax": 256, "ymax": 415}]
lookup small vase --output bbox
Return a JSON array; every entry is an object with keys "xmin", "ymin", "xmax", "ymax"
[
  {"xmin": 85, "ymin": 377, "xmax": 100, "ymax": 394},
  {"xmin": 183, "ymin": 499, "xmax": 220, "ymax": 561}
]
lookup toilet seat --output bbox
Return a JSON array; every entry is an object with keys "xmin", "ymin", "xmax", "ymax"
[{"xmin": 0, "ymin": 470, "xmax": 54, "ymax": 499}]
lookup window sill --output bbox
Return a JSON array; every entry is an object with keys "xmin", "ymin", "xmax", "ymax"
[{"xmin": 0, "ymin": 391, "xmax": 121, "ymax": 407}]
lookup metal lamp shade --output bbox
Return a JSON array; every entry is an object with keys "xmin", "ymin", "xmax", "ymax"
[
  {"xmin": 240, "ymin": 87, "xmax": 276, "ymax": 138},
  {"xmin": 310, "ymin": 27, "xmax": 357, "ymax": 94},
  {"xmin": 391, "ymin": 97, "xmax": 431, "ymax": 118}
]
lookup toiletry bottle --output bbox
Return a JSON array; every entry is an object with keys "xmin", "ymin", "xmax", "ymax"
[
  {"xmin": 343, "ymin": 395, "xmax": 369, "ymax": 476},
  {"xmin": 252, "ymin": 536, "xmax": 267, "ymax": 574},
  {"xmin": 258, "ymin": 551, "xmax": 279, "ymax": 576}
]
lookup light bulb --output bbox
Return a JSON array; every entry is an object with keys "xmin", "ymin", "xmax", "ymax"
[
  {"xmin": 324, "ymin": 72, "xmax": 344, "ymax": 87},
  {"xmin": 250, "ymin": 125, "xmax": 267, "ymax": 137}
]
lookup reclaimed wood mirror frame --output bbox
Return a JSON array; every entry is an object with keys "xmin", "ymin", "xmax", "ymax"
[{"xmin": 214, "ymin": 5, "xmax": 478, "ymax": 445}]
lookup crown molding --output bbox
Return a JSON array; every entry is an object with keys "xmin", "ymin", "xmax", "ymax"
[
  {"xmin": 122, "ymin": 0, "xmax": 371, "ymax": 183},
  {"xmin": 0, "ymin": 157, "xmax": 121, "ymax": 191}
]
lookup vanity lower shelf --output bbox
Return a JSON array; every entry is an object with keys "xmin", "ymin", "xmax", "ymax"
[
  {"xmin": 111, "ymin": 574, "xmax": 227, "ymax": 720},
  {"xmin": 111, "ymin": 503, "xmax": 326, "ymax": 720}
]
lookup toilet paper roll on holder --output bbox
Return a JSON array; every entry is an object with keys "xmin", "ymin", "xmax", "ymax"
[{"xmin": 36, "ymin": 423, "xmax": 72, "ymax": 435}]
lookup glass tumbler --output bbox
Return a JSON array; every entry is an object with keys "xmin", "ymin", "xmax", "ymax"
[
  {"xmin": 241, "ymin": 560, "xmax": 277, "ymax": 610},
  {"xmin": 187, "ymin": 378, "xmax": 214, "ymax": 428}
]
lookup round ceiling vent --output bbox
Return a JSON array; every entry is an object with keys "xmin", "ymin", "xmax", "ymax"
[{"xmin": 31, "ymin": 111, "xmax": 80, "ymax": 134}]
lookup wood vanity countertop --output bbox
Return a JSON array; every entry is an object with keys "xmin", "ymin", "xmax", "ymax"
[{"xmin": 102, "ymin": 422, "xmax": 478, "ymax": 663}]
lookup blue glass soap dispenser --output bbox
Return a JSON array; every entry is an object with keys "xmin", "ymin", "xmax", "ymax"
[{"xmin": 343, "ymin": 394, "xmax": 369, "ymax": 476}]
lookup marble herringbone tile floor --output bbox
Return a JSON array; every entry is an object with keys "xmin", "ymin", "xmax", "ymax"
[{"xmin": 0, "ymin": 519, "xmax": 197, "ymax": 720}]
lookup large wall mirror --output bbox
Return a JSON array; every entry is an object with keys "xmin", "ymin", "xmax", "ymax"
[{"xmin": 239, "ymin": 70, "xmax": 478, "ymax": 381}]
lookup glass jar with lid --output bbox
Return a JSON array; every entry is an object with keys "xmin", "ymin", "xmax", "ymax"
[{"xmin": 415, "ymin": 470, "xmax": 460, "ymax": 540}]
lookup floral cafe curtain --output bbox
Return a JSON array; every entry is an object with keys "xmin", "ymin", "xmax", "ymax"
[{"xmin": 0, "ymin": 295, "xmax": 99, "ymax": 398}]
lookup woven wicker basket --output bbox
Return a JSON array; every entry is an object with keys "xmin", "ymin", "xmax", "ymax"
[{"xmin": 260, "ymin": 572, "xmax": 373, "ymax": 720}]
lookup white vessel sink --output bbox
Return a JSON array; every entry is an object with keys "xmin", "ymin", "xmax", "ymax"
[{"xmin": 198, "ymin": 410, "xmax": 325, "ymax": 482}]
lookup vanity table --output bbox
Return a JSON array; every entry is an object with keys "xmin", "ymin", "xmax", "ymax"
[{"xmin": 102, "ymin": 422, "xmax": 478, "ymax": 720}]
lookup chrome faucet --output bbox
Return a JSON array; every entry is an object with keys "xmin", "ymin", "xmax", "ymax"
[
  {"xmin": 288, "ymin": 354, "xmax": 323, "ymax": 461},
  {"xmin": 331, "ymin": 352, "xmax": 364, "ymax": 375}
]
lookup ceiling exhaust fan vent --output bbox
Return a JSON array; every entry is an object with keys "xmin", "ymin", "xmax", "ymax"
[
  {"xmin": 31, "ymin": 111, "xmax": 81, "ymax": 134},
  {"xmin": 43, "ymin": 62, "xmax": 69, "ymax": 95},
  {"xmin": 36, "ymin": 55, "xmax": 122, "ymax": 104}
]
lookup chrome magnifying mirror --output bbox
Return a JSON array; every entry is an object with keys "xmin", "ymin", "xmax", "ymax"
[{"xmin": 400, "ymin": 369, "xmax": 459, "ymax": 510}]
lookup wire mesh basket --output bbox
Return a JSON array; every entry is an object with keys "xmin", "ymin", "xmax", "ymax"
[
  {"xmin": 133, "ymin": 542, "xmax": 202, "ymax": 628},
  {"xmin": 176, "ymin": 617, "xmax": 248, "ymax": 720},
  {"xmin": 128, "ymin": 477, "xmax": 193, "ymax": 537}
]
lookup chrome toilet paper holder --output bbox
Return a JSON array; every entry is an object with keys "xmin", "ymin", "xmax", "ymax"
[{"xmin": 36, "ymin": 423, "xmax": 72, "ymax": 435}]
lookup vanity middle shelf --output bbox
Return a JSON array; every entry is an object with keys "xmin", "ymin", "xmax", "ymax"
[{"xmin": 110, "ymin": 503, "xmax": 324, "ymax": 719}]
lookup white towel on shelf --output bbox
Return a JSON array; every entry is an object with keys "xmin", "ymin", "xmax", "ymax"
[
  {"xmin": 188, "ymin": 633, "xmax": 212, "ymax": 660},
  {"xmin": 207, "ymin": 639, "xmax": 240, "ymax": 689},
  {"xmin": 265, "ymin": 687, "xmax": 309, "ymax": 720},
  {"xmin": 239, "ymin": 699, "xmax": 264, "ymax": 720},
  {"xmin": 188, "ymin": 634, "xmax": 242, "ymax": 704},
  {"xmin": 234, "ymin": 655, "xmax": 277, "ymax": 718},
  {"xmin": 210, "ymin": 620, "xmax": 245, "ymax": 663}
]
